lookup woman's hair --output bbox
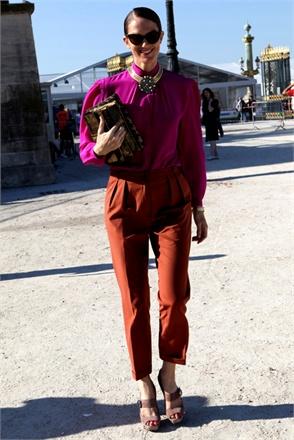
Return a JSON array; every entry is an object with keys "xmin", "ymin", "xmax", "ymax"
[
  {"xmin": 124, "ymin": 7, "xmax": 162, "ymax": 35},
  {"xmin": 201, "ymin": 88, "xmax": 215, "ymax": 99}
]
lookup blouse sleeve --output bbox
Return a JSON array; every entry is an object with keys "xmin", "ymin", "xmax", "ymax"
[
  {"xmin": 178, "ymin": 80, "xmax": 207, "ymax": 207},
  {"xmin": 79, "ymin": 79, "xmax": 106, "ymax": 166}
]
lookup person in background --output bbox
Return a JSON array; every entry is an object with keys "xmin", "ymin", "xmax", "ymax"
[
  {"xmin": 79, "ymin": 6, "xmax": 207, "ymax": 432},
  {"xmin": 201, "ymin": 87, "xmax": 220, "ymax": 159},
  {"xmin": 56, "ymin": 104, "xmax": 74, "ymax": 157},
  {"xmin": 236, "ymin": 96, "xmax": 246, "ymax": 122},
  {"xmin": 282, "ymin": 82, "xmax": 294, "ymax": 112},
  {"xmin": 75, "ymin": 111, "xmax": 81, "ymax": 136},
  {"xmin": 246, "ymin": 96, "xmax": 254, "ymax": 121}
]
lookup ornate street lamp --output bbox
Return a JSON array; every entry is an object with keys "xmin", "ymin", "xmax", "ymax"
[
  {"xmin": 239, "ymin": 23, "xmax": 260, "ymax": 98},
  {"xmin": 165, "ymin": 0, "xmax": 179, "ymax": 73}
]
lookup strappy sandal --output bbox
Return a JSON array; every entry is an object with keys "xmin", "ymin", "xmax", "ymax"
[
  {"xmin": 158, "ymin": 369, "xmax": 185, "ymax": 425},
  {"xmin": 138, "ymin": 384, "xmax": 160, "ymax": 431}
]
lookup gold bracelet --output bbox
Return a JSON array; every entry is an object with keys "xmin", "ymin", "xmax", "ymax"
[{"xmin": 193, "ymin": 206, "xmax": 205, "ymax": 213}]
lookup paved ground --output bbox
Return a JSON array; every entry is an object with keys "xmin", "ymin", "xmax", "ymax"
[{"xmin": 1, "ymin": 120, "xmax": 294, "ymax": 439}]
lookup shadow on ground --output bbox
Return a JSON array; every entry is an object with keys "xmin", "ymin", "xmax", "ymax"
[
  {"xmin": 2, "ymin": 158, "xmax": 109, "ymax": 204},
  {"xmin": 2, "ymin": 396, "xmax": 292, "ymax": 438},
  {"xmin": 205, "ymin": 142, "xmax": 293, "ymax": 175},
  {"xmin": 1, "ymin": 254, "xmax": 226, "ymax": 281},
  {"xmin": 208, "ymin": 169, "xmax": 294, "ymax": 182}
]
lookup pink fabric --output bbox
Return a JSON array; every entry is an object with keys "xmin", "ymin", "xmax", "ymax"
[{"xmin": 79, "ymin": 63, "xmax": 206, "ymax": 207}]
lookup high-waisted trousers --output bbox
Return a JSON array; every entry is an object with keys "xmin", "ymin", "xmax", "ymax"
[{"xmin": 104, "ymin": 166, "xmax": 192, "ymax": 380}]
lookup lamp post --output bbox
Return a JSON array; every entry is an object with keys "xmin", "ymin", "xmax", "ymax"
[
  {"xmin": 240, "ymin": 23, "xmax": 260, "ymax": 99},
  {"xmin": 165, "ymin": 0, "xmax": 179, "ymax": 73}
]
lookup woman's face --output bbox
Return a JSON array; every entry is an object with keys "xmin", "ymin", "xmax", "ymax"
[
  {"xmin": 203, "ymin": 90, "xmax": 211, "ymax": 99},
  {"xmin": 124, "ymin": 15, "xmax": 163, "ymax": 70}
]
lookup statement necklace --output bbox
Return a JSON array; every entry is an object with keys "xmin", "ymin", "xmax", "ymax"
[{"xmin": 128, "ymin": 65, "xmax": 163, "ymax": 94}]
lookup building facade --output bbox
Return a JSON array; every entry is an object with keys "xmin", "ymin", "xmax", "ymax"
[
  {"xmin": 1, "ymin": 1, "xmax": 55, "ymax": 187},
  {"xmin": 260, "ymin": 45, "xmax": 291, "ymax": 98}
]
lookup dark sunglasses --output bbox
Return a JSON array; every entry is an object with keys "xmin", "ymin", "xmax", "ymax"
[{"xmin": 127, "ymin": 30, "xmax": 161, "ymax": 46}]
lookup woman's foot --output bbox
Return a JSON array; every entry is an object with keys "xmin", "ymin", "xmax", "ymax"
[
  {"xmin": 137, "ymin": 376, "xmax": 160, "ymax": 431},
  {"xmin": 158, "ymin": 364, "xmax": 184, "ymax": 424}
]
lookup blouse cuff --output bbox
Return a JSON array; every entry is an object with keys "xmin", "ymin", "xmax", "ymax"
[
  {"xmin": 93, "ymin": 147, "xmax": 104, "ymax": 159},
  {"xmin": 80, "ymin": 141, "xmax": 105, "ymax": 166},
  {"xmin": 192, "ymin": 199, "xmax": 203, "ymax": 209}
]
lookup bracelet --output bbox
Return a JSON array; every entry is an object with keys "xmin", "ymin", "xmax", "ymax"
[{"xmin": 193, "ymin": 206, "xmax": 205, "ymax": 213}]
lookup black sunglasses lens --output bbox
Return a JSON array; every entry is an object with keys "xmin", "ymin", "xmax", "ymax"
[
  {"xmin": 145, "ymin": 31, "xmax": 160, "ymax": 44},
  {"xmin": 128, "ymin": 34, "xmax": 144, "ymax": 45},
  {"xmin": 128, "ymin": 31, "xmax": 160, "ymax": 45}
]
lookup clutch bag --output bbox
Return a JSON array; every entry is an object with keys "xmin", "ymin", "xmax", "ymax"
[{"xmin": 84, "ymin": 93, "xmax": 144, "ymax": 165}]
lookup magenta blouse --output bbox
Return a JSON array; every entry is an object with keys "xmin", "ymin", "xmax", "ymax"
[{"xmin": 79, "ymin": 63, "xmax": 206, "ymax": 207}]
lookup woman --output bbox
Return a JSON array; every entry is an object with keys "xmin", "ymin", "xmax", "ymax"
[
  {"xmin": 201, "ymin": 87, "xmax": 220, "ymax": 160},
  {"xmin": 80, "ymin": 7, "xmax": 207, "ymax": 431}
]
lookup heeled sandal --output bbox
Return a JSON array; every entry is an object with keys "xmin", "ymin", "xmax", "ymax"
[
  {"xmin": 158, "ymin": 369, "xmax": 185, "ymax": 425},
  {"xmin": 138, "ymin": 384, "xmax": 160, "ymax": 431}
]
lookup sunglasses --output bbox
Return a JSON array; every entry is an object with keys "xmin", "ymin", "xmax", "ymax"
[{"xmin": 127, "ymin": 30, "xmax": 161, "ymax": 46}]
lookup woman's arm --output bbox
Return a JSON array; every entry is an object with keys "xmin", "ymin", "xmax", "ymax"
[
  {"xmin": 177, "ymin": 80, "xmax": 207, "ymax": 208},
  {"xmin": 79, "ymin": 80, "xmax": 106, "ymax": 166}
]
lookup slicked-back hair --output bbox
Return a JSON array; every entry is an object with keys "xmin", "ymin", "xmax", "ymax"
[{"xmin": 124, "ymin": 7, "xmax": 162, "ymax": 35}]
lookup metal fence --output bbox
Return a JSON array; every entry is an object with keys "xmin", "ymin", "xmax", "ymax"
[{"xmin": 244, "ymin": 99, "xmax": 293, "ymax": 130}]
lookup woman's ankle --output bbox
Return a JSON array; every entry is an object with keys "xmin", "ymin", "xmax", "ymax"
[
  {"xmin": 161, "ymin": 361, "xmax": 176, "ymax": 375},
  {"xmin": 138, "ymin": 375, "xmax": 155, "ymax": 397},
  {"xmin": 160, "ymin": 363, "xmax": 177, "ymax": 392}
]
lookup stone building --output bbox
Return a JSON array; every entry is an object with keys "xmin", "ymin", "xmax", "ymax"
[{"xmin": 1, "ymin": 1, "xmax": 55, "ymax": 188}]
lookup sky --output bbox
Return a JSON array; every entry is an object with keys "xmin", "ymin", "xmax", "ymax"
[{"xmin": 26, "ymin": 0, "xmax": 293, "ymax": 81}]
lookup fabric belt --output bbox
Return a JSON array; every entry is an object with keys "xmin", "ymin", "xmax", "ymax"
[{"xmin": 109, "ymin": 166, "xmax": 182, "ymax": 184}]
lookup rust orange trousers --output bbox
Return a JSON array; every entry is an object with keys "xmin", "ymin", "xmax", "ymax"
[{"xmin": 104, "ymin": 166, "xmax": 192, "ymax": 380}]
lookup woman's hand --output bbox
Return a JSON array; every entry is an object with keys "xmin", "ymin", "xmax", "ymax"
[
  {"xmin": 192, "ymin": 208, "xmax": 208, "ymax": 243},
  {"xmin": 93, "ymin": 114, "xmax": 126, "ymax": 156}
]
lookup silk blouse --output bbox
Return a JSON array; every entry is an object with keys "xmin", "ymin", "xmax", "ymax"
[{"xmin": 79, "ymin": 63, "xmax": 206, "ymax": 207}]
